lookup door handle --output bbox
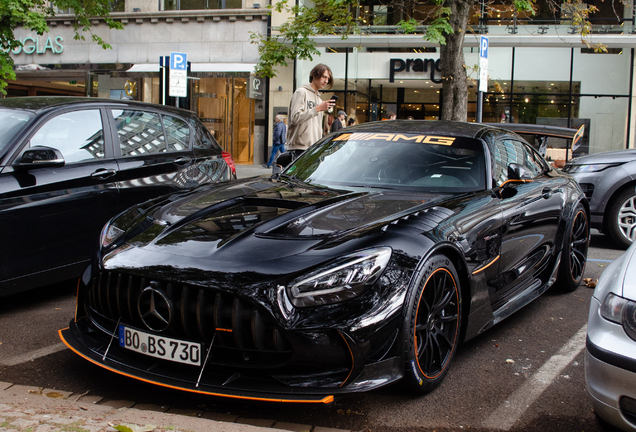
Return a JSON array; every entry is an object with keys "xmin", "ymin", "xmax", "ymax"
[
  {"xmin": 173, "ymin": 156, "xmax": 192, "ymax": 165},
  {"xmin": 542, "ymin": 187, "xmax": 553, "ymax": 199},
  {"xmin": 91, "ymin": 168, "xmax": 117, "ymax": 180}
]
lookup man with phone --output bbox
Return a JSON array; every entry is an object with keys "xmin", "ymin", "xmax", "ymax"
[
  {"xmin": 331, "ymin": 109, "xmax": 346, "ymax": 133},
  {"xmin": 286, "ymin": 63, "xmax": 335, "ymax": 158}
]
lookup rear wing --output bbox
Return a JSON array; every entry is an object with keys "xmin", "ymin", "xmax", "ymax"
[{"xmin": 482, "ymin": 123, "xmax": 585, "ymax": 167}]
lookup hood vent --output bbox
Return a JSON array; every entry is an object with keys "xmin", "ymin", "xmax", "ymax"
[{"xmin": 381, "ymin": 206, "xmax": 455, "ymax": 234}]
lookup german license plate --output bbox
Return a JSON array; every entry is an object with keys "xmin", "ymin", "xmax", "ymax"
[{"xmin": 118, "ymin": 325, "xmax": 201, "ymax": 366}]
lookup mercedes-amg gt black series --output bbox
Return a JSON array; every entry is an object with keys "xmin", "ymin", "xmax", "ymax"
[{"xmin": 60, "ymin": 120, "xmax": 590, "ymax": 404}]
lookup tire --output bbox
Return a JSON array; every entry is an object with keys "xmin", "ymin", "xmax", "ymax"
[
  {"xmin": 402, "ymin": 254, "xmax": 461, "ymax": 394},
  {"xmin": 557, "ymin": 202, "xmax": 589, "ymax": 292},
  {"xmin": 606, "ymin": 188, "xmax": 636, "ymax": 249}
]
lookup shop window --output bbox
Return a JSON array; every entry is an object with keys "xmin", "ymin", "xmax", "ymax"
[
  {"xmin": 161, "ymin": 0, "xmax": 241, "ymax": 10},
  {"xmin": 110, "ymin": 0, "xmax": 124, "ymax": 12},
  {"xmin": 112, "ymin": 109, "xmax": 167, "ymax": 156},
  {"xmin": 30, "ymin": 110, "xmax": 105, "ymax": 163}
]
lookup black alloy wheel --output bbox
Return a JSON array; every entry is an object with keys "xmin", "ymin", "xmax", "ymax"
[
  {"xmin": 558, "ymin": 202, "xmax": 589, "ymax": 292},
  {"xmin": 403, "ymin": 254, "xmax": 461, "ymax": 393}
]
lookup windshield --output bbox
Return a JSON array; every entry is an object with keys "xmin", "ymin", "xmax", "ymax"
[
  {"xmin": 0, "ymin": 109, "xmax": 34, "ymax": 154},
  {"xmin": 284, "ymin": 132, "xmax": 487, "ymax": 193}
]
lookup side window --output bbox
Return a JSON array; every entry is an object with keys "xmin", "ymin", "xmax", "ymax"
[
  {"xmin": 191, "ymin": 120, "xmax": 222, "ymax": 152},
  {"xmin": 112, "ymin": 109, "xmax": 165, "ymax": 156},
  {"xmin": 163, "ymin": 115, "xmax": 191, "ymax": 152},
  {"xmin": 30, "ymin": 110, "xmax": 105, "ymax": 163},
  {"xmin": 492, "ymin": 139, "xmax": 543, "ymax": 186},
  {"xmin": 519, "ymin": 141, "xmax": 544, "ymax": 177}
]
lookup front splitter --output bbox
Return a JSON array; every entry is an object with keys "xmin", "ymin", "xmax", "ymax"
[{"xmin": 59, "ymin": 326, "xmax": 334, "ymax": 404}]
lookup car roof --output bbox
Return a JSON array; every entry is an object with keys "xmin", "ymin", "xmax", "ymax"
[
  {"xmin": 342, "ymin": 120, "xmax": 512, "ymax": 139},
  {"xmin": 0, "ymin": 96, "xmax": 197, "ymax": 118}
]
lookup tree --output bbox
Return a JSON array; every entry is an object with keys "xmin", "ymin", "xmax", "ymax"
[
  {"xmin": 0, "ymin": 0, "xmax": 123, "ymax": 94},
  {"xmin": 251, "ymin": 0, "xmax": 606, "ymax": 121}
]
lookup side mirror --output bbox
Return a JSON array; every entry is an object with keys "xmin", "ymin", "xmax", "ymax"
[
  {"xmin": 507, "ymin": 163, "xmax": 532, "ymax": 181},
  {"xmin": 14, "ymin": 146, "xmax": 65, "ymax": 170},
  {"xmin": 275, "ymin": 152, "xmax": 294, "ymax": 171}
]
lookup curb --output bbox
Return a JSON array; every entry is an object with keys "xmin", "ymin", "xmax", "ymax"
[{"xmin": 0, "ymin": 382, "xmax": 350, "ymax": 432}]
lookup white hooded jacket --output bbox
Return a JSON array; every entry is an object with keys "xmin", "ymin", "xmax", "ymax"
[{"xmin": 286, "ymin": 84, "xmax": 324, "ymax": 151}]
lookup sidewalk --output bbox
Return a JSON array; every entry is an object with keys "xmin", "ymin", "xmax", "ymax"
[{"xmin": 0, "ymin": 382, "xmax": 348, "ymax": 432}]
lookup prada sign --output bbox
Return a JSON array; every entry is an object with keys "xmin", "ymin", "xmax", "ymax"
[{"xmin": 390, "ymin": 58, "xmax": 442, "ymax": 83}]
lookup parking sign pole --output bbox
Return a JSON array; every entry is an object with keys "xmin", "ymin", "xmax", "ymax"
[{"xmin": 477, "ymin": 36, "xmax": 488, "ymax": 123}]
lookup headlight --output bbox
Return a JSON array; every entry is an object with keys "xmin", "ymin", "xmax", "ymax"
[
  {"xmin": 100, "ymin": 222, "xmax": 125, "ymax": 249},
  {"xmin": 600, "ymin": 292, "xmax": 636, "ymax": 342},
  {"xmin": 564, "ymin": 163, "xmax": 623, "ymax": 173},
  {"xmin": 287, "ymin": 247, "xmax": 392, "ymax": 308}
]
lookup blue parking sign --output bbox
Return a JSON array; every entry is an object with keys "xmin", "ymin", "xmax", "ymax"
[
  {"xmin": 170, "ymin": 52, "xmax": 187, "ymax": 71},
  {"xmin": 479, "ymin": 36, "xmax": 489, "ymax": 59}
]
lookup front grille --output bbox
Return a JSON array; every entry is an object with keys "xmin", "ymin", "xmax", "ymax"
[
  {"xmin": 86, "ymin": 271, "xmax": 292, "ymax": 367},
  {"xmin": 620, "ymin": 396, "xmax": 636, "ymax": 425},
  {"xmin": 579, "ymin": 183, "xmax": 594, "ymax": 201}
]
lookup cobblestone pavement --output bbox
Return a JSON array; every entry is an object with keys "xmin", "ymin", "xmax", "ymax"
[{"xmin": 0, "ymin": 382, "xmax": 348, "ymax": 432}]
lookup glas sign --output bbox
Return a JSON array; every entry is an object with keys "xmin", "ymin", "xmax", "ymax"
[{"xmin": 12, "ymin": 36, "xmax": 64, "ymax": 55}]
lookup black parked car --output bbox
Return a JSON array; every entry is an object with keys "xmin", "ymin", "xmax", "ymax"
[
  {"xmin": 60, "ymin": 121, "xmax": 589, "ymax": 403},
  {"xmin": 0, "ymin": 97, "xmax": 235, "ymax": 296}
]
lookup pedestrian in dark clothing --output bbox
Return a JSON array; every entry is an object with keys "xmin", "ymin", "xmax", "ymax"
[
  {"xmin": 264, "ymin": 114, "xmax": 287, "ymax": 168},
  {"xmin": 331, "ymin": 110, "xmax": 346, "ymax": 133}
]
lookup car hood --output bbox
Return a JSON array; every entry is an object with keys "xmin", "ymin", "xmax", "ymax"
[
  {"xmin": 569, "ymin": 149, "xmax": 636, "ymax": 165},
  {"xmin": 103, "ymin": 176, "xmax": 453, "ymax": 273}
]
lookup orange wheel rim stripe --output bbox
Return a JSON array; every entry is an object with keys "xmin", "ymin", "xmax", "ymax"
[{"xmin": 413, "ymin": 268, "xmax": 459, "ymax": 380}]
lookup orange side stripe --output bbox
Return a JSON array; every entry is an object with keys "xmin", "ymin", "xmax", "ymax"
[
  {"xmin": 58, "ymin": 328, "xmax": 334, "ymax": 404},
  {"xmin": 471, "ymin": 255, "xmax": 501, "ymax": 275},
  {"xmin": 215, "ymin": 328, "xmax": 232, "ymax": 333},
  {"xmin": 499, "ymin": 179, "xmax": 533, "ymax": 188}
]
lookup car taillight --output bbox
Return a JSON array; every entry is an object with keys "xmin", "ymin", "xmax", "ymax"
[{"xmin": 222, "ymin": 150, "xmax": 236, "ymax": 178}]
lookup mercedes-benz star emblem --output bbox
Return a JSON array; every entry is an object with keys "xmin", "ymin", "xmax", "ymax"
[{"xmin": 138, "ymin": 287, "xmax": 172, "ymax": 332}]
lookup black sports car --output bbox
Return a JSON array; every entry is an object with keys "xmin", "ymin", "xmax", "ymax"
[{"xmin": 60, "ymin": 120, "xmax": 590, "ymax": 404}]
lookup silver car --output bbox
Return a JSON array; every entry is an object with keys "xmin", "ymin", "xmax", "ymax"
[
  {"xmin": 586, "ymin": 242, "xmax": 636, "ymax": 431},
  {"xmin": 563, "ymin": 150, "xmax": 636, "ymax": 248}
]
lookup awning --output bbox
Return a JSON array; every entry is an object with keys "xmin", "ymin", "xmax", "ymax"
[
  {"xmin": 126, "ymin": 63, "xmax": 160, "ymax": 73},
  {"xmin": 191, "ymin": 63, "xmax": 256, "ymax": 73},
  {"xmin": 125, "ymin": 63, "xmax": 256, "ymax": 73}
]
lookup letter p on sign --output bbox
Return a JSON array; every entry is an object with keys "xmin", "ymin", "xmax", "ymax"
[{"xmin": 170, "ymin": 52, "xmax": 187, "ymax": 71}]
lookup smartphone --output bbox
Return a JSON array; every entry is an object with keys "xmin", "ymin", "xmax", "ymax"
[{"xmin": 328, "ymin": 95, "xmax": 339, "ymax": 113}]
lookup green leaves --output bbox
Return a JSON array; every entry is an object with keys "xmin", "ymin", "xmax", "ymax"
[
  {"xmin": 252, "ymin": 0, "xmax": 360, "ymax": 78},
  {"xmin": 426, "ymin": 7, "xmax": 454, "ymax": 45},
  {"xmin": 396, "ymin": 18, "xmax": 419, "ymax": 34},
  {"xmin": 0, "ymin": 0, "xmax": 122, "ymax": 94}
]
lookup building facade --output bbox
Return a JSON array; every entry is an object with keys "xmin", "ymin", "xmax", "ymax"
[
  {"xmin": 8, "ymin": 1, "xmax": 268, "ymax": 165},
  {"xmin": 268, "ymin": 0, "xmax": 636, "ymax": 162},
  {"xmin": 7, "ymin": 0, "xmax": 636, "ymax": 164}
]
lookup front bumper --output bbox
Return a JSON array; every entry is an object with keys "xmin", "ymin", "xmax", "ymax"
[
  {"xmin": 59, "ymin": 263, "xmax": 411, "ymax": 403},
  {"xmin": 60, "ymin": 318, "xmax": 403, "ymax": 404},
  {"xmin": 585, "ymin": 297, "xmax": 636, "ymax": 430}
]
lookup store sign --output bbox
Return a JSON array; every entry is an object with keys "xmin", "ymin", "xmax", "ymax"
[
  {"xmin": 12, "ymin": 36, "xmax": 64, "ymax": 55},
  {"xmin": 389, "ymin": 58, "xmax": 442, "ymax": 83},
  {"xmin": 247, "ymin": 75, "xmax": 264, "ymax": 99}
]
